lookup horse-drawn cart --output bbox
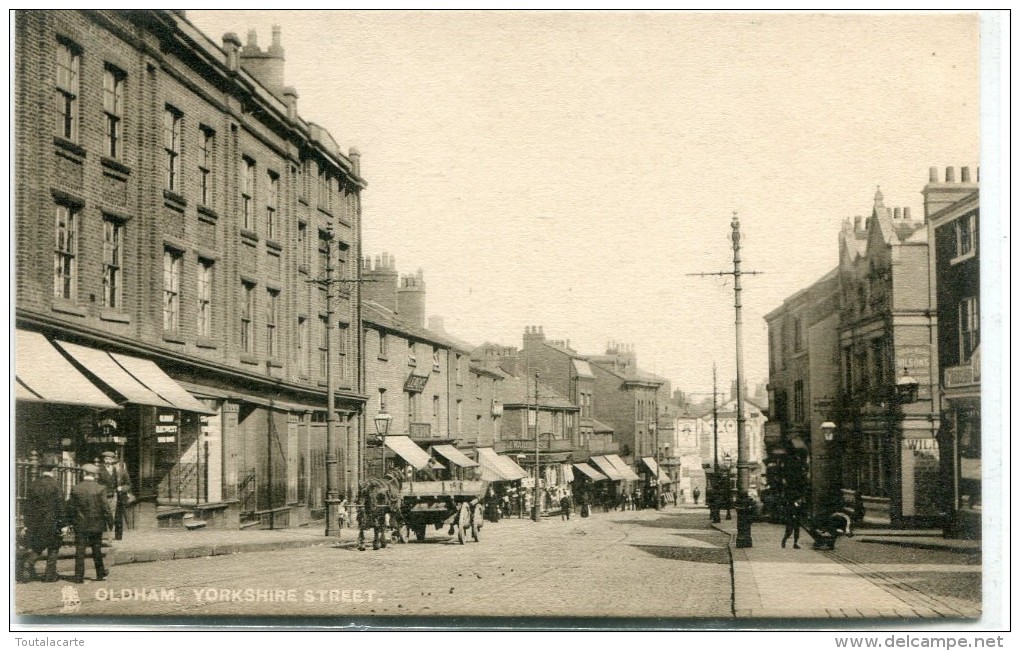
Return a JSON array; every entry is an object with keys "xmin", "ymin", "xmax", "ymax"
[{"xmin": 400, "ymin": 479, "xmax": 488, "ymax": 544}]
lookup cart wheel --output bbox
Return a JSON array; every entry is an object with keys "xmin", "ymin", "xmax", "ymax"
[
  {"xmin": 414, "ymin": 524, "xmax": 427, "ymax": 542},
  {"xmin": 471, "ymin": 521, "xmax": 480, "ymax": 542}
]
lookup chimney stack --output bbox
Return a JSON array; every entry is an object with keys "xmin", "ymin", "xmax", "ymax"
[
  {"xmin": 239, "ymin": 26, "xmax": 287, "ymax": 96},
  {"xmin": 961, "ymin": 166, "xmax": 971, "ymax": 183},
  {"xmin": 222, "ymin": 32, "xmax": 242, "ymax": 73}
]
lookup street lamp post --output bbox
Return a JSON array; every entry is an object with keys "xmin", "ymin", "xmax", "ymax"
[
  {"xmin": 820, "ymin": 420, "xmax": 837, "ymax": 518},
  {"xmin": 374, "ymin": 410, "xmax": 392, "ymax": 477},
  {"xmin": 532, "ymin": 372, "xmax": 541, "ymax": 522},
  {"xmin": 650, "ymin": 413, "xmax": 660, "ymax": 510},
  {"xmin": 722, "ymin": 452, "xmax": 733, "ymax": 520}
]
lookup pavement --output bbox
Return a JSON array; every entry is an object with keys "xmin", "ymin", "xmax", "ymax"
[{"xmin": 710, "ymin": 511, "xmax": 982, "ymax": 620}]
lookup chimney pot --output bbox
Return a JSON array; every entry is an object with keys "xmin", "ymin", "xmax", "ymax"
[
  {"xmin": 903, "ymin": 207, "xmax": 912, "ymax": 221},
  {"xmin": 894, "ymin": 207, "xmax": 902, "ymax": 220},
  {"xmin": 961, "ymin": 166, "xmax": 971, "ymax": 182},
  {"xmin": 854, "ymin": 216, "xmax": 862, "ymax": 230},
  {"xmin": 945, "ymin": 166, "xmax": 955, "ymax": 183},
  {"xmin": 247, "ymin": 29, "xmax": 258, "ymax": 48},
  {"xmin": 929, "ymin": 167, "xmax": 939, "ymax": 183}
]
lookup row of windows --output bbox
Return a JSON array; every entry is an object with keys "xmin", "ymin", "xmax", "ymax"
[
  {"xmin": 54, "ymin": 203, "xmax": 127, "ymax": 311},
  {"xmin": 54, "ymin": 37, "xmax": 353, "ymax": 259}
]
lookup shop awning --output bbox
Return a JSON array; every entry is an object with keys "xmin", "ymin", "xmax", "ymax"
[
  {"xmin": 15, "ymin": 330, "xmax": 119, "ymax": 409},
  {"xmin": 432, "ymin": 444, "xmax": 479, "ymax": 468},
  {"xmin": 477, "ymin": 447, "xmax": 515, "ymax": 481},
  {"xmin": 606, "ymin": 454, "xmax": 642, "ymax": 481},
  {"xmin": 573, "ymin": 462, "xmax": 607, "ymax": 481},
  {"xmin": 109, "ymin": 352, "xmax": 216, "ymax": 414},
  {"xmin": 496, "ymin": 454, "xmax": 529, "ymax": 480},
  {"xmin": 384, "ymin": 436, "xmax": 437, "ymax": 471},
  {"xmin": 640, "ymin": 456, "xmax": 662, "ymax": 477},
  {"xmin": 56, "ymin": 341, "xmax": 175, "ymax": 409},
  {"xmin": 590, "ymin": 456, "xmax": 625, "ymax": 481}
]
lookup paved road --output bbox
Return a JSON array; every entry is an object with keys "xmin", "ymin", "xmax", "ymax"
[{"xmin": 15, "ymin": 508, "xmax": 733, "ymax": 620}]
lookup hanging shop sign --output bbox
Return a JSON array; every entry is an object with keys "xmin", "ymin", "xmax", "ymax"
[
  {"xmin": 155, "ymin": 409, "xmax": 179, "ymax": 443},
  {"xmin": 404, "ymin": 372, "xmax": 429, "ymax": 393}
]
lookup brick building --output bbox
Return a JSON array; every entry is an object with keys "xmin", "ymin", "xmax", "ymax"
[
  {"xmin": 924, "ymin": 166, "xmax": 981, "ymax": 538},
  {"xmin": 361, "ymin": 257, "xmax": 505, "ymax": 476},
  {"xmin": 834, "ymin": 189, "xmax": 941, "ymax": 527},
  {"xmin": 763, "ymin": 268, "xmax": 840, "ymax": 517},
  {"xmin": 14, "ymin": 10, "xmax": 366, "ymax": 531}
]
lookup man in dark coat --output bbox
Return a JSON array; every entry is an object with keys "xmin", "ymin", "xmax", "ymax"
[
  {"xmin": 67, "ymin": 464, "xmax": 112, "ymax": 583},
  {"xmin": 97, "ymin": 450, "xmax": 131, "ymax": 540},
  {"xmin": 19, "ymin": 469, "xmax": 65, "ymax": 582}
]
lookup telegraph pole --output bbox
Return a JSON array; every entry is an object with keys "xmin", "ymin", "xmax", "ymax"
[
  {"xmin": 533, "ymin": 372, "xmax": 541, "ymax": 522},
  {"xmin": 308, "ymin": 224, "xmax": 374, "ymax": 538},
  {"xmin": 687, "ymin": 212, "xmax": 761, "ymax": 548}
]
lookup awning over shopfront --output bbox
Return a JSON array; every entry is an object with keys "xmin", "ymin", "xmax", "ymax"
[
  {"xmin": 606, "ymin": 454, "xmax": 641, "ymax": 481},
  {"xmin": 590, "ymin": 455, "xmax": 625, "ymax": 481},
  {"xmin": 384, "ymin": 435, "xmax": 437, "ymax": 471},
  {"xmin": 658, "ymin": 469, "xmax": 672, "ymax": 484},
  {"xmin": 572, "ymin": 462, "xmax": 607, "ymax": 481},
  {"xmin": 497, "ymin": 454, "xmax": 529, "ymax": 480},
  {"xmin": 109, "ymin": 352, "xmax": 216, "ymax": 414},
  {"xmin": 15, "ymin": 330, "xmax": 119, "ymax": 409},
  {"xmin": 56, "ymin": 341, "xmax": 175, "ymax": 409},
  {"xmin": 640, "ymin": 456, "xmax": 662, "ymax": 477},
  {"xmin": 432, "ymin": 444, "xmax": 479, "ymax": 468},
  {"xmin": 477, "ymin": 447, "xmax": 528, "ymax": 481}
]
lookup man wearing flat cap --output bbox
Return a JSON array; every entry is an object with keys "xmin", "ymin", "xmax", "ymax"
[
  {"xmin": 97, "ymin": 450, "xmax": 131, "ymax": 540},
  {"xmin": 67, "ymin": 464, "xmax": 112, "ymax": 583}
]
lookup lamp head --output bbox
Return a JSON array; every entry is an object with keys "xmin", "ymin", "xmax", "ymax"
[
  {"xmin": 821, "ymin": 421, "xmax": 837, "ymax": 442},
  {"xmin": 374, "ymin": 411, "xmax": 392, "ymax": 436},
  {"xmin": 896, "ymin": 367, "xmax": 919, "ymax": 404}
]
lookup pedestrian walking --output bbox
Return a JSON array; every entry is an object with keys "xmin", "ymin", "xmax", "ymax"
[
  {"xmin": 693, "ymin": 486, "xmax": 701, "ymax": 505},
  {"xmin": 781, "ymin": 495, "xmax": 805, "ymax": 549},
  {"xmin": 19, "ymin": 468, "xmax": 65, "ymax": 582},
  {"xmin": 559, "ymin": 494, "xmax": 573, "ymax": 520},
  {"xmin": 67, "ymin": 464, "xmax": 112, "ymax": 583},
  {"xmin": 97, "ymin": 451, "xmax": 131, "ymax": 540},
  {"xmin": 673, "ymin": 490, "xmax": 679, "ymax": 507}
]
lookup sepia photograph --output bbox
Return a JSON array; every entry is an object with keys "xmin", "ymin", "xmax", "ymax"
[{"xmin": 10, "ymin": 7, "xmax": 1005, "ymax": 638}]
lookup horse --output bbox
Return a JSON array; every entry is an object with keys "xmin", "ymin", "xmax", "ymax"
[{"xmin": 357, "ymin": 471, "xmax": 406, "ymax": 551}]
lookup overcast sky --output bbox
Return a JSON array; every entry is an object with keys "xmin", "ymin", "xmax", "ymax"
[{"xmin": 188, "ymin": 10, "xmax": 980, "ymax": 395}]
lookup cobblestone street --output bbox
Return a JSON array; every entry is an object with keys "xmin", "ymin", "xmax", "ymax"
[{"xmin": 15, "ymin": 508, "xmax": 734, "ymax": 621}]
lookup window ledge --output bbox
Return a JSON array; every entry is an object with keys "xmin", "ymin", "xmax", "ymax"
[
  {"xmin": 298, "ymin": 264, "xmax": 310, "ymax": 275},
  {"xmin": 52, "ymin": 300, "xmax": 86, "ymax": 317},
  {"xmin": 162, "ymin": 333, "xmax": 186, "ymax": 345},
  {"xmin": 240, "ymin": 228, "xmax": 259, "ymax": 243},
  {"xmin": 100, "ymin": 156, "xmax": 132, "ymax": 177},
  {"xmin": 197, "ymin": 205, "xmax": 219, "ymax": 221},
  {"xmin": 240, "ymin": 354, "xmax": 260, "ymax": 366},
  {"xmin": 377, "ymin": 355, "xmax": 389, "ymax": 362},
  {"xmin": 196, "ymin": 338, "xmax": 218, "ymax": 350},
  {"xmin": 267, "ymin": 360, "xmax": 284, "ymax": 369},
  {"xmin": 317, "ymin": 206, "xmax": 334, "ymax": 218},
  {"xmin": 163, "ymin": 189, "xmax": 187, "ymax": 209},
  {"xmin": 266, "ymin": 239, "xmax": 283, "ymax": 252},
  {"xmin": 99, "ymin": 309, "xmax": 131, "ymax": 324},
  {"xmin": 54, "ymin": 137, "xmax": 86, "ymax": 159}
]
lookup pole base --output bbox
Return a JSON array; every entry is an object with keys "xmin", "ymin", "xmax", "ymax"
[
  {"xmin": 324, "ymin": 499, "xmax": 344, "ymax": 538},
  {"xmin": 735, "ymin": 507, "xmax": 753, "ymax": 548}
]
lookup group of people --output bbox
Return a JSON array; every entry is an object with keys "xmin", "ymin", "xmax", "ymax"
[{"xmin": 17, "ymin": 451, "xmax": 132, "ymax": 584}]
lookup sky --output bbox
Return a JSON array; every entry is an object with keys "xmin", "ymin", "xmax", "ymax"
[{"xmin": 187, "ymin": 10, "xmax": 981, "ymax": 396}]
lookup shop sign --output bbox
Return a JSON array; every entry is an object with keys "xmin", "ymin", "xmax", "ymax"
[
  {"xmin": 895, "ymin": 345, "xmax": 932, "ymax": 399},
  {"xmin": 156, "ymin": 410, "xmax": 178, "ymax": 443},
  {"xmin": 506, "ymin": 438, "xmax": 550, "ymax": 451},
  {"xmin": 404, "ymin": 373, "xmax": 429, "ymax": 393}
]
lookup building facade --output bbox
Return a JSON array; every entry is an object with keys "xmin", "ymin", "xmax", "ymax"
[
  {"xmin": 15, "ymin": 10, "xmax": 366, "ymax": 531},
  {"xmin": 924, "ymin": 166, "xmax": 981, "ymax": 538},
  {"xmin": 764, "ymin": 268, "xmax": 840, "ymax": 517}
]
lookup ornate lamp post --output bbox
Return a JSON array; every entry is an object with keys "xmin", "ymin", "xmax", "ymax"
[
  {"xmin": 896, "ymin": 368, "xmax": 919, "ymax": 405},
  {"xmin": 374, "ymin": 411, "xmax": 391, "ymax": 476},
  {"xmin": 820, "ymin": 420, "xmax": 838, "ymax": 517}
]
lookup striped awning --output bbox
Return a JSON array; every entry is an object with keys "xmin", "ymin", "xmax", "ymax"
[{"xmin": 15, "ymin": 330, "xmax": 119, "ymax": 409}]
